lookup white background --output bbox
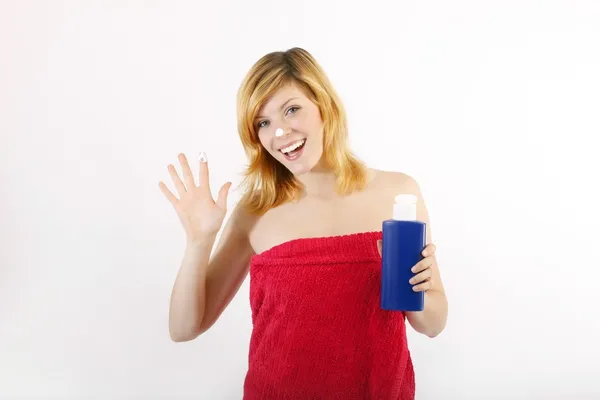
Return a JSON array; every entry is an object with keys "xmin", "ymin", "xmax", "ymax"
[{"xmin": 2, "ymin": 1, "xmax": 599, "ymax": 399}]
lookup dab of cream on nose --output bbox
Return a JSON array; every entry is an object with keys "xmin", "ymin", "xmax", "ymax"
[{"xmin": 275, "ymin": 128, "xmax": 284, "ymax": 137}]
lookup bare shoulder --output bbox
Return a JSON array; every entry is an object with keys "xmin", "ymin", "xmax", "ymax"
[
  {"xmin": 369, "ymin": 168, "xmax": 432, "ymax": 242},
  {"xmin": 368, "ymin": 168, "xmax": 422, "ymax": 196},
  {"xmin": 210, "ymin": 195, "xmax": 258, "ymax": 256},
  {"xmin": 228, "ymin": 194, "xmax": 260, "ymax": 238}
]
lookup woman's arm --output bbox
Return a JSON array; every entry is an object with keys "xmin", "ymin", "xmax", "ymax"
[
  {"xmin": 169, "ymin": 202, "xmax": 255, "ymax": 342},
  {"xmin": 405, "ymin": 253, "xmax": 448, "ymax": 338},
  {"xmin": 394, "ymin": 173, "xmax": 448, "ymax": 338}
]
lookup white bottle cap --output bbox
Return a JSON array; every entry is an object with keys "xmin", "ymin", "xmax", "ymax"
[{"xmin": 393, "ymin": 194, "xmax": 417, "ymax": 221}]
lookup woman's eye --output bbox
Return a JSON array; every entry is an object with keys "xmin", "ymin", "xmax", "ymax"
[{"xmin": 257, "ymin": 107, "xmax": 298, "ymax": 129}]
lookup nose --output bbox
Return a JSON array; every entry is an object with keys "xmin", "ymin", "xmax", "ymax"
[{"xmin": 275, "ymin": 126, "xmax": 291, "ymax": 137}]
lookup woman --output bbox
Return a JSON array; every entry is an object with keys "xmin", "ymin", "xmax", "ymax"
[{"xmin": 159, "ymin": 47, "xmax": 448, "ymax": 399}]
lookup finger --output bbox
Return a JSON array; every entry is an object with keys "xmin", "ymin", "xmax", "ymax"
[
  {"xmin": 422, "ymin": 243, "xmax": 436, "ymax": 257},
  {"xmin": 409, "ymin": 268, "xmax": 432, "ymax": 285},
  {"xmin": 198, "ymin": 152, "xmax": 211, "ymax": 193},
  {"xmin": 178, "ymin": 153, "xmax": 196, "ymax": 189},
  {"xmin": 215, "ymin": 181, "xmax": 232, "ymax": 210},
  {"xmin": 376, "ymin": 239, "xmax": 382, "ymax": 256},
  {"xmin": 412, "ymin": 280, "xmax": 432, "ymax": 292},
  {"xmin": 158, "ymin": 181, "xmax": 179, "ymax": 206},
  {"xmin": 411, "ymin": 257, "xmax": 434, "ymax": 273},
  {"xmin": 167, "ymin": 164, "xmax": 187, "ymax": 197}
]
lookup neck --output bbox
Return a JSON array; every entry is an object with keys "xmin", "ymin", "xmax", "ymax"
[{"xmin": 296, "ymin": 162, "xmax": 338, "ymax": 200}]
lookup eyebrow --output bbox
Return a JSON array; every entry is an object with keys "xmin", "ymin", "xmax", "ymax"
[{"xmin": 255, "ymin": 97, "xmax": 299, "ymax": 120}]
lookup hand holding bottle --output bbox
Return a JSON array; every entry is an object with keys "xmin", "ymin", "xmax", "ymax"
[
  {"xmin": 377, "ymin": 241, "xmax": 437, "ymax": 293},
  {"xmin": 159, "ymin": 152, "xmax": 232, "ymax": 244}
]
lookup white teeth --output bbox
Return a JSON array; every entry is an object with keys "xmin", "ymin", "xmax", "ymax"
[{"xmin": 280, "ymin": 139, "xmax": 305, "ymax": 154}]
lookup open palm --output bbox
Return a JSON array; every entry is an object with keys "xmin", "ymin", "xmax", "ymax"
[{"xmin": 159, "ymin": 153, "xmax": 232, "ymax": 243}]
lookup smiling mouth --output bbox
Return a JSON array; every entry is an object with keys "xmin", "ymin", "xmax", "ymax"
[{"xmin": 279, "ymin": 138, "xmax": 306, "ymax": 160}]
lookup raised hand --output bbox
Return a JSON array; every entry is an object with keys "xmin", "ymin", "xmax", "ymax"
[{"xmin": 159, "ymin": 152, "xmax": 232, "ymax": 244}]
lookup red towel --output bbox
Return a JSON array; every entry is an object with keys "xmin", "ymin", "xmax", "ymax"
[{"xmin": 243, "ymin": 231, "xmax": 415, "ymax": 400}]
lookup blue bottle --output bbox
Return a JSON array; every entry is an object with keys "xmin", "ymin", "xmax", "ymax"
[{"xmin": 381, "ymin": 194, "xmax": 426, "ymax": 311}]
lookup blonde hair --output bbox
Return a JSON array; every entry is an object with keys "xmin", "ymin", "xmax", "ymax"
[{"xmin": 236, "ymin": 47, "xmax": 369, "ymax": 216}]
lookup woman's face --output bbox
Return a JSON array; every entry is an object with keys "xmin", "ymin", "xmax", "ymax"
[{"xmin": 255, "ymin": 82, "xmax": 325, "ymax": 176}]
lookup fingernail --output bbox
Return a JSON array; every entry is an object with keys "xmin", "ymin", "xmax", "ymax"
[
  {"xmin": 411, "ymin": 267, "xmax": 416, "ymax": 273},
  {"xmin": 199, "ymin": 152, "xmax": 207, "ymax": 162}
]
